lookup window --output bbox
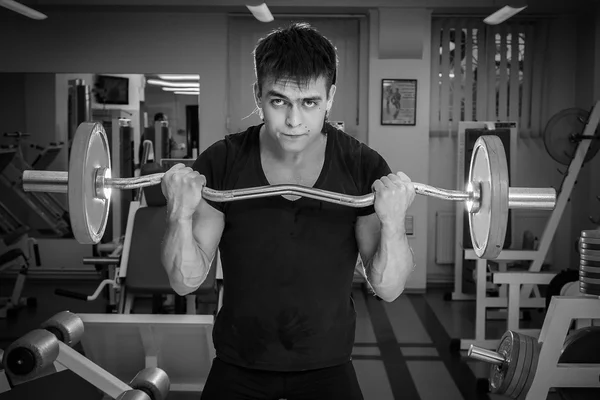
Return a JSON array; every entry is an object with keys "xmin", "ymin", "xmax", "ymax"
[{"xmin": 430, "ymin": 17, "xmax": 549, "ymax": 137}]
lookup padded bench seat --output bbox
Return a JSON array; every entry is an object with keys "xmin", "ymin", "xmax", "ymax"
[{"xmin": 125, "ymin": 205, "xmax": 217, "ymax": 296}]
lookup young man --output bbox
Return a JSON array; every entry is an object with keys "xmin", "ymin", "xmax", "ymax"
[{"xmin": 161, "ymin": 22, "xmax": 416, "ymax": 399}]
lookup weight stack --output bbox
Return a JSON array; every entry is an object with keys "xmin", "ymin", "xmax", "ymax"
[
  {"xmin": 160, "ymin": 124, "xmax": 170, "ymax": 159},
  {"xmin": 68, "ymin": 79, "xmax": 91, "ymax": 153},
  {"xmin": 578, "ymin": 229, "xmax": 600, "ymax": 295}
]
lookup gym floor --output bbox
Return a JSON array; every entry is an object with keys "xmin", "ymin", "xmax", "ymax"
[{"xmin": 0, "ymin": 278, "xmax": 561, "ymax": 400}]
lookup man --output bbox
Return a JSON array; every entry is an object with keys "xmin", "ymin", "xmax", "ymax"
[
  {"xmin": 161, "ymin": 22, "xmax": 416, "ymax": 399},
  {"xmin": 138, "ymin": 112, "xmax": 173, "ymax": 165}
]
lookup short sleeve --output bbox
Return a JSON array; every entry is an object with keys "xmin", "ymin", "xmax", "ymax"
[
  {"xmin": 356, "ymin": 147, "xmax": 393, "ymax": 217},
  {"xmin": 192, "ymin": 140, "xmax": 228, "ymax": 213}
]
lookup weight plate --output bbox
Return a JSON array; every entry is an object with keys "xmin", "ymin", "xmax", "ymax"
[
  {"xmin": 581, "ymin": 230, "xmax": 600, "ymax": 239},
  {"xmin": 580, "ymin": 237, "xmax": 600, "ymax": 244},
  {"xmin": 580, "ymin": 242, "xmax": 600, "ymax": 251},
  {"xmin": 515, "ymin": 335, "xmax": 540, "ymax": 400},
  {"xmin": 556, "ymin": 327, "xmax": 600, "ymax": 400},
  {"xmin": 580, "ymin": 276, "xmax": 600, "ymax": 285},
  {"xmin": 581, "ymin": 253, "xmax": 600, "ymax": 262},
  {"xmin": 490, "ymin": 331, "xmax": 519, "ymax": 394},
  {"xmin": 68, "ymin": 122, "xmax": 111, "ymax": 244},
  {"xmin": 579, "ymin": 269, "xmax": 600, "ymax": 279},
  {"xmin": 467, "ymin": 135, "xmax": 509, "ymax": 259},
  {"xmin": 580, "ymin": 265, "xmax": 600, "ymax": 273},
  {"xmin": 580, "ymin": 259, "xmax": 600, "ymax": 267},
  {"xmin": 543, "ymin": 108, "xmax": 600, "ymax": 166},
  {"xmin": 505, "ymin": 332, "xmax": 530, "ymax": 398},
  {"xmin": 580, "ymin": 248, "xmax": 600, "ymax": 257},
  {"xmin": 579, "ymin": 281, "xmax": 600, "ymax": 295}
]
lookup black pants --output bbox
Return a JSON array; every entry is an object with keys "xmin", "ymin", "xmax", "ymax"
[{"xmin": 200, "ymin": 357, "xmax": 364, "ymax": 400}]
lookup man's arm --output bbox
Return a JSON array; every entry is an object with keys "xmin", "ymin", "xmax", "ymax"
[
  {"xmin": 355, "ymin": 213, "xmax": 415, "ymax": 302},
  {"xmin": 161, "ymin": 200, "xmax": 224, "ymax": 296}
]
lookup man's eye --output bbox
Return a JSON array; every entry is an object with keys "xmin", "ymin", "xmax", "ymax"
[
  {"xmin": 304, "ymin": 100, "xmax": 317, "ymax": 108},
  {"xmin": 271, "ymin": 99, "xmax": 285, "ymax": 106}
]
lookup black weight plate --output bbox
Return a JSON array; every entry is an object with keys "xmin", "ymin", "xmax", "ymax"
[
  {"xmin": 580, "ymin": 276, "xmax": 600, "ymax": 284},
  {"xmin": 505, "ymin": 332, "xmax": 530, "ymax": 398},
  {"xmin": 580, "ymin": 259, "xmax": 600, "ymax": 267},
  {"xmin": 579, "ymin": 270, "xmax": 600, "ymax": 280},
  {"xmin": 580, "ymin": 237, "xmax": 600, "ymax": 244},
  {"xmin": 580, "ymin": 242, "xmax": 600, "ymax": 251},
  {"xmin": 579, "ymin": 281, "xmax": 600, "ymax": 295},
  {"xmin": 556, "ymin": 327, "xmax": 600, "ymax": 400},
  {"xmin": 580, "ymin": 253, "xmax": 600, "ymax": 262},
  {"xmin": 580, "ymin": 265, "xmax": 600, "ymax": 273},
  {"xmin": 579, "ymin": 248, "xmax": 600, "ymax": 257},
  {"xmin": 516, "ymin": 335, "xmax": 540, "ymax": 400},
  {"xmin": 543, "ymin": 108, "xmax": 600, "ymax": 166},
  {"xmin": 490, "ymin": 331, "xmax": 519, "ymax": 394}
]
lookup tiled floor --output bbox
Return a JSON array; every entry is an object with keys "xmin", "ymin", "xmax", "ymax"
[{"xmin": 0, "ymin": 278, "xmax": 561, "ymax": 400}]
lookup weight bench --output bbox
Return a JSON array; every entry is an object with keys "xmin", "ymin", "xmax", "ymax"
[
  {"xmin": 117, "ymin": 201, "xmax": 219, "ymax": 315},
  {"xmin": 77, "ymin": 312, "xmax": 215, "ymax": 397}
]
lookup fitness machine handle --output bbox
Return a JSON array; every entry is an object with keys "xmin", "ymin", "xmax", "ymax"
[
  {"xmin": 55, "ymin": 289, "xmax": 88, "ymax": 301},
  {"xmin": 3, "ymin": 132, "xmax": 30, "ymax": 138},
  {"xmin": 54, "ymin": 279, "xmax": 119, "ymax": 302}
]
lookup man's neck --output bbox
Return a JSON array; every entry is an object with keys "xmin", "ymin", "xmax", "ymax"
[{"xmin": 260, "ymin": 125, "xmax": 326, "ymax": 166}]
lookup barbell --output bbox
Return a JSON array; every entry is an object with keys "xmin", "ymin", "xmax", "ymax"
[{"xmin": 20, "ymin": 122, "xmax": 556, "ymax": 259}]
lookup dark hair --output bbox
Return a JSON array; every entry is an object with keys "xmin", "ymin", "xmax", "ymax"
[
  {"xmin": 253, "ymin": 22, "xmax": 338, "ymax": 96},
  {"xmin": 154, "ymin": 112, "xmax": 166, "ymax": 122}
]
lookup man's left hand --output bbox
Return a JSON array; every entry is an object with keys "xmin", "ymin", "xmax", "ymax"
[{"xmin": 372, "ymin": 172, "xmax": 416, "ymax": 228}]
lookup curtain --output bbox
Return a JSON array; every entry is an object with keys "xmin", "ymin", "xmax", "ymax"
[{"xmin": 430, "ymin": 17, "xmax": 551, "ymax": 138}]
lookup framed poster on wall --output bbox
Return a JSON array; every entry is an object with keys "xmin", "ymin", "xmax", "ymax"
[{"xmin": 381, "ymin": 79, "xmax": 417, "ymax": 126}]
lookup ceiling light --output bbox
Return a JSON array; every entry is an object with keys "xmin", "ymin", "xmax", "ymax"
[
  {"xmin": 147, "ymin": 79, "xmax": 199, "ymax": 88},
  {"xmin": 162, "ymin": 87, "xmax": 199, "ymax": 92},
  {"xmin": 157, "ymin": 74, "xmax": 200, "ymax": 81},
  {"xmin": 0, "ymin": 0, "xmax": 47, "ymax": 20},
  {"xmin": 246, "ymin": 3, "xmax": 274, "ymax": 23},
  {"xmin": 484, "ymin": 4, "xmax": 527, "ymax": 25},
  {"xmin": 174, "ymin": 91, "xmax": 200, "ymax": 95}
]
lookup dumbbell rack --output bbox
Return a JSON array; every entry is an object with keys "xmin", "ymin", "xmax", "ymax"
[{"xmin": 454, "ymin": 100, "xmax": 600, "ymax": 351}]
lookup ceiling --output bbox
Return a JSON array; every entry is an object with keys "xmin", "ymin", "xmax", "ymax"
[{"xmin": 10, "ymin": 0, "xmax": 595, "ymax": 16}]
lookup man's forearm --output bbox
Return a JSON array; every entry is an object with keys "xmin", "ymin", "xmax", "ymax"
[
  {"xmin": 365, "ymin": 223, "xmax": 415, "ymax": 302},
  {"xmin": 161, "ymin": 217, "xmax": 211, "ymax": 296}
]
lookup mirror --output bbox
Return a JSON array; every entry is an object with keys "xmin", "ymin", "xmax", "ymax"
[{"xmin": 0, "ymin": 72, "xmax": 200, "ymax": 249}]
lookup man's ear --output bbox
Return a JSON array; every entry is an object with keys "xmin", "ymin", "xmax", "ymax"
[
  {"xmin": 327, "ymin": 84, "xmax": 337, "ymax": 113},
  {"xmin": 253, "ymin": 82, "xmax": 262, "ymax": 108}
]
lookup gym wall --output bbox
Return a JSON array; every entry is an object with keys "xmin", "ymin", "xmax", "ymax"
[{"xmin": 0, "ymin": 6, "xmax": 599, "ymax": 288}]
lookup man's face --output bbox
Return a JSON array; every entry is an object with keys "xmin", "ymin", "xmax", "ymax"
[{"xmin": 255, "ymin": 75, "xmax": 336, "ymax": 154}]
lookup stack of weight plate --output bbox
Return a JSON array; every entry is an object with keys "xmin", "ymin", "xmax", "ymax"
[{"xmin": 579, "ymin": 230, "xmax": 600, "ymax": 295}]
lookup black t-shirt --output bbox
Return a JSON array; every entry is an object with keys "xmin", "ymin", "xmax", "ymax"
[{"xmin": 192, "ymin": 123, "xmax": 391, "ymax": 371}]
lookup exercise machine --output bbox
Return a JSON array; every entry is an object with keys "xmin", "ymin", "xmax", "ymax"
[
  {"xmin": 468, "ymin": 229, "xmax": 600, "ymax": 399},
  {"xmin": 0, "ymin": 311, "xmax": 171, "ymax": 400},
  {"xmin": 452, "ymin": 100, "xmax": 600, "ymax": 351}
]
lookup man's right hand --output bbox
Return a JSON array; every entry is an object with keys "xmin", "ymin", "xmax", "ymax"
[{"xmin": 161, "ymin": 163, "xmax": 206, "ymax": 219}]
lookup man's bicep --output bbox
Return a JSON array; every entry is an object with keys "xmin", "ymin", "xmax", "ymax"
[{"xmin": 191, "ymin": 200, "xmax": 225, "ymax": 264}]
